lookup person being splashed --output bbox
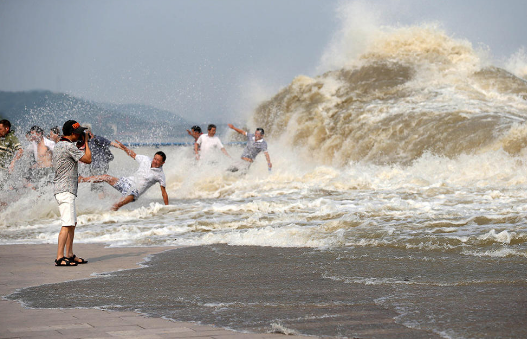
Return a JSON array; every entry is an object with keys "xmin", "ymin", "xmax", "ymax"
[
  {"xmin": 79, "ymin": 123, "xmax": 120, "ymax": 199},
  {"xmin": 194, "ymin": 124, "xmax": 231, "ymax": 162},
  {"xmin": 0, "ymin": 119, "xmax": 23, "ymax": 177},
  {"xmin": 78, "ymin": 140, "xmax": 169, "ymax": 211},
  {"xmin": 227, "ymin": 124, "xmax": 272, "ymax": 173},
  {"xmin": 27, "ymin": 125, "xmax": 55, "ymax": 189}
]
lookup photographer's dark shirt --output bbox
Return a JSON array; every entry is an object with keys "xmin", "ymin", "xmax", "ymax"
[{"xmin": 88, "ymin": 135, "xmax": 114, "ymax": 168}]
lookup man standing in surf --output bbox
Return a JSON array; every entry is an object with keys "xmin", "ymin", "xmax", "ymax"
[
  {"xmin": 52, "ymin": 120, "xmax": 91, "ymax": 267},
  {"xmin": 227, "ymin": 124, "xmax": 272, "ymax": 173},
  {"xmin": 78, "ymin": 140, "xmax": 169, "ymax": 211},
  {"xmin": 194, "ymin": 124, "xmax": 231, "ymax": 161}
]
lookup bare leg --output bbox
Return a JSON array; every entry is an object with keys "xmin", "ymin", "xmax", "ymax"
[
  {"xmin": 57, "ymin": 225, "xmax": 75, "ymax": 261},
  {"xmin": 112, "ymin": 195, "xmax": 135, "ymax": 211},
  {"xmin": 65, "ymin": 226, "xmax": 76, "ymax": 259},
  {"xmin": 78, "ymin": 174, "xmax": 118, "ymax": 186}
]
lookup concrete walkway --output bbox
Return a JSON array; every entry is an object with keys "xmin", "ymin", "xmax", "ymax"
[{"xmin": 0, "ymin": 244, "xmax": 311, "ymax": 339}]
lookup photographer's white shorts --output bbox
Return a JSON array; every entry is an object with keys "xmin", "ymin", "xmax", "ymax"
[{"xmin": 55, "ymin": 192, "xmax": 77, "ymax": 227}]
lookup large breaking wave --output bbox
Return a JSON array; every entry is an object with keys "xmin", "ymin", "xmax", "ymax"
[{"xmin": 253, "ymin": 24, "xmax": 527, "ymax": 165}]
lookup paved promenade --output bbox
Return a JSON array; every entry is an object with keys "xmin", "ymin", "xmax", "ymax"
[{"xmin": 0, "ymin": 244, "xmax": 310, "ymax": 339}]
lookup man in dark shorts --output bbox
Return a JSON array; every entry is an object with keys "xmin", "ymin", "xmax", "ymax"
[{"xmin": 52, "ymin": 120, "xmax": 92, "ymax": 266}]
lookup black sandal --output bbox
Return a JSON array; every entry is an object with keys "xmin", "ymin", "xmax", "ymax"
[
  {"xmin": 68, "ymin": 254, "xmax": 88, "ymax": 264},
  {"xmin": 55, "ymin": 257, "xmax": 78, "ymax": 266}
]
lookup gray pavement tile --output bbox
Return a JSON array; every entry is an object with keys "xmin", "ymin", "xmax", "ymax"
[
  {"xmin": 107, "ymin": 327, "xmax": 199, "ymax": 336},
  {"xmin": 55, "ymin": 327, "xmax": 136, "ymax": 338},
  {"xmin": 8, "ymin": 323, "xmax": 93, "ymax": 333},
  {"xmin": 184, "ymin": 325, "xmax": 225, "ymax": 332},
  {"xmin": 208, "ymin": 335, "xmax": 277, "ymax": 339},
  {"xmin": 109, "ymin": 336, "xmax": 164, "ymax": 339},
  {"xmin": 5, "ymin": 315, "xmax": 81, "ymax": 326},
  {"xmin": 0, "ymin": 330, "xmax": 21, "ymax": 339},
  {"xmin": 0, "ymin": 330, "xmax": 63, "ymax": 338},
  {"xmin": 162, "ymin": 330, "xmax": 245, "ymax": 338},
  {"xmin": 117, "ymin": 316, "xmax": 192, "ymax": 329}
]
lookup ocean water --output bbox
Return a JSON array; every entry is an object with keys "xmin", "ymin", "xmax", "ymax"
[{"xmin": 3, "ymin": 24, "xmax": 527, "ymax": 338}]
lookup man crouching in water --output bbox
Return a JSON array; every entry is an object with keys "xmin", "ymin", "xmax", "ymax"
[{"xmin": 78, "ymin": 141, "xmax": 169, "ymax": 211}]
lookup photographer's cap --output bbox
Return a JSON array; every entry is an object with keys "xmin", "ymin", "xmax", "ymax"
[{"xmin": 63, "ymin": 120, "xmax": 87, "ymax": 135}]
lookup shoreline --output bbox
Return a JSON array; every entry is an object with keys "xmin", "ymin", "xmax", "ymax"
[{"xmin": 0, "ymin": 243, "xmax": 310, "ymax": 338}]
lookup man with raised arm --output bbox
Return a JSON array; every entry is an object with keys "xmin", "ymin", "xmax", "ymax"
[
  {"xmin": 187, "ymin": 125, "xmax": 203, "ymax": 143},
  {"xmin": 227, "ymin": 124, "xmax": 272, "ymax": 172},
  {"xmin": 79, "ymin": 141, "xmax": 169, "ymax": 211}
]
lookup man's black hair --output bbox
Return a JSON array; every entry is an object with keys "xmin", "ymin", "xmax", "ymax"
[
  {"xmin": 191, "ymin": 125, "xmax": 202, "ymax": 133},
  {"xmin": 155, "ymin": 151, "xmax": 166, "ymax": 162},
  {"xmin": 207, "ymin": 124, "xmax": 216, "ymax": 131},
  {"xmin": 0, "ymin": 119, "xmax": 11, "ymax": 129},
  {"xmin": 256, "ymin": 127, "xmax": 265, "ymax": 135},
  {"xmin": 30, "ymin": 125, "xmax": 44, "ymax": 134}
]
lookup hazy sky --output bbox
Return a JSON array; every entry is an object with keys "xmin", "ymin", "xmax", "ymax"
[{"xmin": 1, "ymin": 0, "xmax": 526, "ymax": 123}]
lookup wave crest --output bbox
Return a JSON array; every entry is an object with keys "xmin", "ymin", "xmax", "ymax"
[{"xmin": 254, "ymin": 26, "xmax": 527, "ymax": 166}]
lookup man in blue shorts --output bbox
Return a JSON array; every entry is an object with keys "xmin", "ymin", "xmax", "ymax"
[
  {"xmin": 79, "ymin": 140, "xmax": 169, "ymax": 211},
  {"xmin": 227, "ymin": 124, "xmax": 272, "ymax": 172}
]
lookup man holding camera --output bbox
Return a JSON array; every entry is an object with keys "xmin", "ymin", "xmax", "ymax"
[{"xmin": 52, "ymin": 120, "xmax": 92, "ymax": 266}]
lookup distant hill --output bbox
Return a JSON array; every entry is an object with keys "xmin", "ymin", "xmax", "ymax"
[
  {"xmin": 96, "ymin": 102, "xmax": 188, "ymax": 126},
  {"xmin": 0, "ymin": 90, "xmax": 193, "ymax": 142}
]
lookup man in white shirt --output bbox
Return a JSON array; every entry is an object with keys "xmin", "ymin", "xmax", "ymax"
[
  {"xmin": 194, "ymin": 124, "xmax": 231, "ymax": 161},
  {"xmin": 78, "ymin": 140, "xmax": 169, "ymax": 211}
]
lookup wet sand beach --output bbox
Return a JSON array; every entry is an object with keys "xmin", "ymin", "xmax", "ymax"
[{"xmin": 0, "ymin": 244, "xmax": 313, "ymax": 339}]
